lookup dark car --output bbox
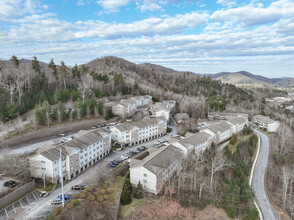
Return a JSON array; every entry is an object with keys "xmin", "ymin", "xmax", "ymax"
[
  {"xmin": 71, "ymin": 185, "xmax": 86, "ymax": 190},
  {"xmin": 3, "ymin": 180, "xmax": 16, "ymax": 188},
  {"xmin": 111, "ymin": 160, "xmax": 119, "ymax": 165},
  {"xmin": 136, "ymin": 147, "xmax": 142, "ymax": 152},
  {"xmin": 130, "ymin": 150, "xmax": 138, "ymax": 155},
  {"xmin": 57, "ymin": 194, "xmax": 72, "ymax": 200}
]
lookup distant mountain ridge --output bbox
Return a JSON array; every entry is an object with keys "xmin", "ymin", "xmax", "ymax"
[{"xmin": 204, "ymin": 71, "xmax": 293, "ymax": 87}]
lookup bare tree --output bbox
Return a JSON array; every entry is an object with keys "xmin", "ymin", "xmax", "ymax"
[
  {"xmin": 76, "ymin": 108, "xmax": 81, "ymax": 121},
  {"xmin": 30, "ymin": 110, "xmax": 38, "ymax": 130},
  {"xmin": 86, "ymin": 105, "xmax": 90, "ymax": 119},
  {"xmin": 42, "ymin": 101, "xmax": 51, "ymax": 127},
  {"xmin": 205, "ymin": 150, "xmax": 232, "ymax": 192},
  {"xmin": 78, "ymin": 74, "xmax": 92, "ymax": 103},
  {"xmin": 281, "ymin": 166, "xmax": 292, "ymax": 209},
  {"xmin": 94, "ymin": 106, "xmax": 99, "ymax": 118},
  {"xmin": 0, "ymin": 154, "xmax": 31, "ymax": 181}
]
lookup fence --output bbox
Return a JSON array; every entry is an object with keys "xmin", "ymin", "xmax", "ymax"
[{"xmin": 0, "ymin": 180, "xmax": 36, "ymax": 209}]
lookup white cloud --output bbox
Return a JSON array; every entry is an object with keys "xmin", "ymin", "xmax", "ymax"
[
  {"xmin": 211, "ymin": 0, "xmax": 294, "ymax": 27},
  {"xmin": 97, "ymin": 0, "xmax": 130, "ymax": 12},
  {"xmin": 75, "ymin": 11, "xmax": 208, "ymax": 38},
  {"xmin": 139, "ymin": 3, "xmax": 162, "ymax": 12},
  {"xmin": 77, "ymin": 0, "xmax": 85, "ymax": 6},
  {"xmin": 0, "ymin": 0, "xmax": 42, "ymax": 20},
  {"xmin": 217, "ymin": 0, "xmax": 236, "ymax": 7}
]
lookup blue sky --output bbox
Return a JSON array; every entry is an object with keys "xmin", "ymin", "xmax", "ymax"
[{"xmin": 0, "ymin": 0, "xmax": 294, "ymax": 78}]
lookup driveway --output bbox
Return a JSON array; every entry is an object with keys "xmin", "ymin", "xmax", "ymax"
[{"xmin": 253, "ymin": 130, "xmax": 277, "ymax": 220}]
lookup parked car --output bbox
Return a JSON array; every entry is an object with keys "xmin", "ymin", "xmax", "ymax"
[
  {"xmin": 3, "ymin": 180, "xmax": 16, "ymax": 188},
  {"xmin": 115, "ymin": 147, "xmax": 122, "ymax": 151},
  {"xmin": 116, "ymin": 158, "xmax": 124, "ymax": 163},
  {"xmin": 58, "ymin": 133, "xmax": 66, "ymax": 137},
  {"xmin": 140, "ymin": 146, "xmax": 146, "ymax": 151},
  {"xmin": 136, "ymin": 147, "xmax": 142, "ymax": 152},
  {"xmin": 120, "ymin": 155, "xmax": 128, "ymax": 161},
  {"xmin": 51, "ymin": 198, "xmax": 62, "ymax": 205},
  {"xmin": 111, "ymin": 160, "xmax": 119, "ymax": 165},
  {"xmin": 133, "ymin": 149, "xmax": 140, "ymax": 153},
  {"xmin": 57, "ymin": 194, "xmax": 72, "ymax": 201},
  {"xmin": 40, "ymin": 190, "xmax": 49, "ymax": 197},
  {"xmin": 125, "ymin": 153, "xmax": 132, "ymax": 158},
  {"xmin": 91, "ymin": 126, "xmax": 96, "ymax": 129},
  {"xmin": 129, "ymin": 151, "xmax": 137, "ymax": 155},
  {"xmin": 71, "ymin": 185, "xmax": 86, "ymax": 190}
]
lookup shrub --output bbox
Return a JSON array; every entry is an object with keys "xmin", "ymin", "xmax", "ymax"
[
  {"xmin": 103, "ymin": 195, "xmax": 109, "ymax": 200},
  {"xmin": 87, "ymin": 195, "xmax": 95, "ymax": 201},
  {"xmin": 80, "ymin": 192, "xmax": 88, "ymax": 199},
  {"xmin": 72, "ymin": 193, "xmax": 80, "ymax": 199},
  {"xmin": 73, "ymin": 199, "xmax": 80, "ymax": 206},
  {"xmin": 97, "ymin": 196, "xmax": 104, "ymax": 202},
  {"xmin": 100, "ymin": 189, "xmax": 106, "ymax": 195},
  {"xmin": 106, "ymin": 188, "xmax": 113, "ymax": 194},
  {"xmin": 50, "ymin": 206, "xmax": 62, "ymax": 216},
  {"xmin": 230, "ymin": 134, "xmax": 237, "ymax": 145}
]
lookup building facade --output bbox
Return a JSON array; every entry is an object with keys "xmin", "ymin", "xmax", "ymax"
[
  {"xmin": 253, "ymin": 115, "xmax": 280, "ymax": 132},
  {"xmin": 110, "ymin": 117, "xmax": 167, "ymax": 147},
  {"xmin": 130, "ymin": 145, "xmax": 183, "ymax": 195},
  {"xmin": 29, "ymin": 128, "xmax": 111, "ymax": 184}
]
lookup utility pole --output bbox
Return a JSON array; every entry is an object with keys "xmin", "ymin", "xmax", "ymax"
[{"xmin": 59, "ymin": 148, "xmax": 65, "ymax": 207}]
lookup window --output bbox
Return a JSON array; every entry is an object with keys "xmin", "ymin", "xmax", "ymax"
[
  {"xmin": 41, "ymin": 160, "xmax": 45, "ymax": 163},
  {"xmin": 143, "ymin": 179, "xmax": 147, "ymax": 183},
  {"xmin": 143, "ymin": 173, "xmax": 147, "ymax": 177}
]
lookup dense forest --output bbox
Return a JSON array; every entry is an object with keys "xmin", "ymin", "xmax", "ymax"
[{"xmin": 0, "ymin": 56, "xmax": 256, "ymax": 125}]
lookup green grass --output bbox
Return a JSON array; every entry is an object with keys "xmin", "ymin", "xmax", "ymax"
[
  {"xmin": 40, "ymin": 182, "xmax": 55, "ymax": 192},
  {"xmin": 119, "ymin": 196, "xmax": 163, "ymax": 219}
]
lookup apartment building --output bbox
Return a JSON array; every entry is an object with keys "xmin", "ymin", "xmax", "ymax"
[
  {"xmin": 208, "ymin": 112, "xmax": 248, "ymax": 120},
  {"xmin": 201, "ymin": 121, "xmax": 234, "ymax": 145},
  {"xmin": 227, "ymin": 117, "xmax": 248, "ymax": 134},
  {"xmin": 130, "ymin": 145, "xmax": 183, "ymax": 195},
  {"xmin": 29, "ymin": 128, "xmax": 111, "ymax": 184},
  {"xmin": 107, "ymin": 95, "xmax": 152, "ymax": 118},
  {"xmin": 110, "ymin": 117, "xmax": 167, "ymax": 147},
  {"xmin": 171, "ymin": 132, "xmax": 213, "ymax": 157},
  {"xmin": 253, "ymin": 115, "xmax": 280, "ymax": 132}
]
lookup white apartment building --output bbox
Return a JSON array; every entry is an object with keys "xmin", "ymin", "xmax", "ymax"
[
  {"xmin": 208, "ymin": 112, "xmax": 248, "ymax": 120},
  {"xmin": 201, "ymin": 121, "xmax": 234, "ymax": 145},
  {"xmin": 110, "ymin": 117, "xmax": 167, "ymax": 147},
  {"xmin": 29, "ymin": 128, "xmax": 111, "ymax": 184},
  {"xmin": 130, "ymin": 145, "xmax": 183, "ymax": 195},
  {"xmin": 150, "ymin": 103, "xmax": 170, "ymax": 121},
  {"xmin": 112, "ymin": 103, "xmax": 127, "ymax": 118},
  {"xmin": 171, "ymin": 132, "xmax": 213, "ymax": 157},
  {"xmin": 253, "ymin": 115, "xmax": 280, "ymax": 133},
  {"xmin": 162, "ymin": 100, "xmax": 176, "ymax": 111},
  {"xmin": 227, "ymin": 117, "xmax": 248, "ymax": 134}
]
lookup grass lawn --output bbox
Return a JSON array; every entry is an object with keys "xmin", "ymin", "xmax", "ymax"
[
  {"xmin": 119, "ymin": 196, "xmax": 163, "ymax": 219},
  {"xmin": 40, "ymin": 182, "xmax": 55, "ymax": 192}
]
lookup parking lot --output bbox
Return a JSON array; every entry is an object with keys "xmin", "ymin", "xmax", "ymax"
[
  {"xmin": 8, "ymin": 123, "xmax": 177, "ymax": 219},
  {"xmin": 0, "ymin": 190, "xmax": 42, "ymax": 220}
]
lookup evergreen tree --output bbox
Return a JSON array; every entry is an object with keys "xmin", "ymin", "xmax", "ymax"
[
  {"xmin": 134, "ymin": 181, "xmax": 144, "ymax": 199},
  {"xmin": 121, "ymin": 178, "xmax": 132, "ymax": 205}
]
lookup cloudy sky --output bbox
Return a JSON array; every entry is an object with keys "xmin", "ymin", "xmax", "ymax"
[{"xmin": 0, "ymin": 0, "xmax": 294, "ymax": 77}]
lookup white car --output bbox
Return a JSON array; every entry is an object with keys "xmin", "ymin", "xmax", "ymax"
[{"xmin": 120, "ymin": 155, "xmax": 128, "ymax": 160}]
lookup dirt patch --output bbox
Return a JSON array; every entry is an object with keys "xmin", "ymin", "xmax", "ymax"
[
  {"xmin": 119, "ymin": 198, "xmax": 230, "ymax": 220},
  {"xmin": 0, "ymin": 117, "xmax": 118, "ymax": 149}
]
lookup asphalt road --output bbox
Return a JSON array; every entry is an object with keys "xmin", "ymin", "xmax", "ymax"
[
  {"xmin": 253, "ymin": 130, "xmax": 277, "ymax": 220},
  {"xmin": 23, "ymin": 125, "xmax": 177, "ymax": 219}
]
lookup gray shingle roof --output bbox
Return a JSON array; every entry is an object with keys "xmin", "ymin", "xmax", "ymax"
[
  {"xmin": 228, "ymin": 117, "xmax": 247, "ymax": 125},
  {"xmin": 131, "ymin": 145, "xmax": 182, "ymax": 175},
  {"xmin": 179, "ymin": 132, "xmax": 211, "ymax": 148},
  {"xmin": 208, "ymin": 121, "xmax": 232, "ymax": 133}
]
